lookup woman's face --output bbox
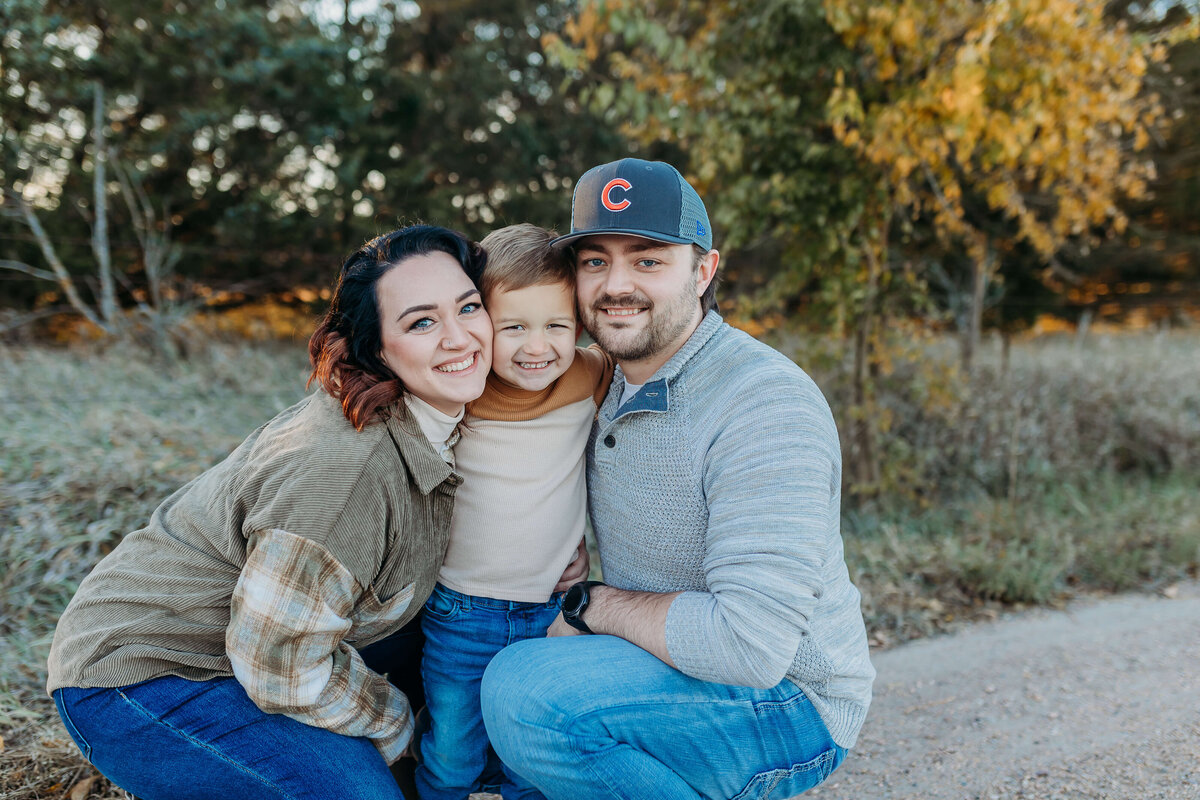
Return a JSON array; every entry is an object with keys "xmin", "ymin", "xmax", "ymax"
[{"xmin": 377, "ymin": 251, "xmax": 493, "ymax": 415}]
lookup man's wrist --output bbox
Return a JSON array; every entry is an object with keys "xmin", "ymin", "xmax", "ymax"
[{"xmin": 562, "ymin": 580, "xmax": 606, "ymax": 633}]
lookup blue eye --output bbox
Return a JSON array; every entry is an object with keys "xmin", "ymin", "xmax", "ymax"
[
  {"xmin": 504, "ymin": 324, "xmax": 526, "ymax": 333},
  {"xmin": 409, "ymin": 317, "xmax": 435, "ymax": 331},
  {"xmin": 461, "ymin": 302, "xmax": 481, "ymax": 314},
  {"xmin": 637, "ymin": 258, "xmax": 659, "ymax": 268}
]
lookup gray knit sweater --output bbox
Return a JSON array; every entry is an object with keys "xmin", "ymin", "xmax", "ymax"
[{"xmin": 588, "ymin": 311, "xmax": 875, "ymax": 749}]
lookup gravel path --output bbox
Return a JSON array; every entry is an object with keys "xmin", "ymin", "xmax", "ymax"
[{"xmin": 809, "ymin": 581, "xmax": 1200, "ymax": 800}]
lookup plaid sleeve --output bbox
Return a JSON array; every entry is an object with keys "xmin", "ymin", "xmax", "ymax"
[{"xmin": 226, "ymin": 528, "xmax": 413, "ymax": 763}]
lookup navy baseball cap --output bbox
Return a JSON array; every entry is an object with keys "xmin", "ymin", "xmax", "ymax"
[{"xmin": 551, "ymin": 158, "xmax": 713, "ymax": 251}]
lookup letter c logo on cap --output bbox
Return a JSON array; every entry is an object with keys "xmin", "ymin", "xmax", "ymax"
[{"xmin": 601, "ymin": 178, "xmax": 632, "ymax": 212}]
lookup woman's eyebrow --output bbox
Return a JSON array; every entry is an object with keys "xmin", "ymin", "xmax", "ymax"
[
  {"xmin": 397, "ymin": 303, "xmax": 434, "ymax": 320},
  {"xmin": 398, "ymin": 289, "xmax": 480, "ymax": 321}
]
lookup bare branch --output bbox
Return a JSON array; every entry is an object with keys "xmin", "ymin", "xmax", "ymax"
[
  {"xmin": 11, "ymin": 191, "xmax": 108, "ymax": 331},
  {"xmin": 0, "ymin": 259, "xmax": 60, "ymax": 282},
  {"xmin": 0, "ymin": 305, "xmax": 73, "ymax": 334},
  {"xmin": 1047, "ymin": 256, "xmax": 1084, "ymax": 285},
  {"xmin": 111, "ymin": 153, "xmax": 181, "ymax": 310},
  {"xmin": 112, "ymin": 156, "xmax": 151, "ymax": 252}
]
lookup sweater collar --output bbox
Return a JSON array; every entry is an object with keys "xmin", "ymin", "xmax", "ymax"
[
  {"xmin": 403, "ymin": 394, "xmax": 463, "ymax": 465},
  {"xmin": 467, "ymin": 355, "xmax": 595, "ymax": 421},
  {"xmin": 642, "ymin": 309, "xmax": 724, "ymax": 384},
  {"xmin": 609, "ymin": 310, "xmax": 724, "ymax": 420}
]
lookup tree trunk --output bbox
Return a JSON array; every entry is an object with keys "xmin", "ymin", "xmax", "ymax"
[
  {"xmin": 962, "ymin": 250, "xmax": 994, "ymax": 374},
  {"xmin": 851, "ymin": 307, "xmax": 880, "ymax": 491},
  {"xmin": 90, "ymin": 80, "xmax": 119, "ymax": 327},
  {"xmin": 850, "ymin": 217, "xmax": 887, "ymax": 494}
]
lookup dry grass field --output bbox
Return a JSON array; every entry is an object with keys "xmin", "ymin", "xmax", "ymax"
[{"xmin": 1, "ymin": 328, "xmax": 1197, "ymax": 799}]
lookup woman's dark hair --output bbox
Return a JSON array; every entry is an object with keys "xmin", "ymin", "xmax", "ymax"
[{"xmin": 308, "ymin": 225, "xmax": 488, "ymax": 429}]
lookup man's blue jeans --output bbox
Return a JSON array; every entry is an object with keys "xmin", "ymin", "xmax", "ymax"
[
  {"xmin": 480, "ymin": 636, "xmax": 848, "ymax": 800},
  {"xmin": 53, "ymin": 675, "xmax": 405, "ymax": 800},
  {"xmin": 416, "ymin": 583, "xmax": 561, "ymax": 800}
]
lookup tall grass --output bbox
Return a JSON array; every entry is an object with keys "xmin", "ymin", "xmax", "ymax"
[
  {"xmin": 788, "ymin": 328, "xmax": 1200, "ymax": 499},
  {"xmin": 845, "ymin": 471, "xmax": 1200, "ymax": 644},
  {"xmin": 0, "ymin": 340, "xmax": 311, "ymax": 732},
  {"xmin": 789, "ymin": 328, "xmax": 1200, "ymax": 643}
]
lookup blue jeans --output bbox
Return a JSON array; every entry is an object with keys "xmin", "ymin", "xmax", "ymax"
[
  {"xmin": 416, "ymin": 583, "xmax": 561, "ymax": 800},
  {"xmin": 53, "ymin": 675, "xmax": 405, "ymax": 800},
  {"xmin": 480, "ymin": 636, "xmax": 848, "ymax": 800}
]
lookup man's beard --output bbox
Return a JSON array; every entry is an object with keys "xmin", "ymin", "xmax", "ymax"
[{"xmin": 582, "ymin": 273, "xmax": 699, "ymax": 363}]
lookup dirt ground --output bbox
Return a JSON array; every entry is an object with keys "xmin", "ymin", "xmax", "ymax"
[{"xmin": 808, "ymin": 581, "xmax": 1200, "ymax": 800}]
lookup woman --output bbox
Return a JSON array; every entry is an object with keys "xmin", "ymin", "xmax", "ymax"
[{"xmin": 48, "ymin": 225, "xmax": 496, "ymax": 799}]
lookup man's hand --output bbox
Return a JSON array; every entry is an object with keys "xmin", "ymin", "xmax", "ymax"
[
  {"xmin": 552, "ymin": 538, "xmax": 590, "ymax": 593},
  {"xmin": 545, "ymin": 585, "xmax": 681, "ymax": 667},
  {"xmin": 546, "ymin": 612, "xmax": 585, "ymax": 638}
]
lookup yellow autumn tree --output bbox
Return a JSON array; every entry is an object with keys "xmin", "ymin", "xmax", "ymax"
[
  {"xmin": 825, "ymin": 0, "xmax": 1178, "ymax": 367},
  {"xmin": 547, "ymin": 0, "xmax": 1193, "ymax": 495},
  {"xmin": 546, "ymin": 1, "xmax": 911, "ymax": 493}
]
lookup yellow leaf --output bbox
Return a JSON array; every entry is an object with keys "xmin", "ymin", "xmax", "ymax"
[{"xmin": 892, "ymin": 16, "xmax": 917, "ymax": 47}]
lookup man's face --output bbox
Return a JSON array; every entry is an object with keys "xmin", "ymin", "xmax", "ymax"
[{"xmin": 573, "ymin": 235, "xmax": 710, "ymax": 367}]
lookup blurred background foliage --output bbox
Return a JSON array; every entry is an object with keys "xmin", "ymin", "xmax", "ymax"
[{"xmin": 1, "ymin": 0, "xmax": 1196, "ymax": 328}]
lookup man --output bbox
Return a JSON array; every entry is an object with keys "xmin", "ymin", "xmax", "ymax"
[{"xmin": 480, "ymin": 158, "xmax": 875, "ymax": 799}]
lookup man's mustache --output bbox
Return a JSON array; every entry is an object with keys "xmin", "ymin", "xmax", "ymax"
[{"xmin": 591, "ymin": 294, "xmax": 653, "ymax": 312}]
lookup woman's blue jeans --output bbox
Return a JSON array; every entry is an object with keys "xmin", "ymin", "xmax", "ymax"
[
  {"xmin": 416, "ymin": 583, "xmax": 561, "ymax": 800},
  {"xmin": 480, "ymin": 635, "xmax": 847, "ymax": 800},
  {"xmin": 53, "ymin": 676, "xmax": 404, "ymax": 800},
  {"xmin": 51, "ymin": 619, "xmax": 426, "ymax": 800}
]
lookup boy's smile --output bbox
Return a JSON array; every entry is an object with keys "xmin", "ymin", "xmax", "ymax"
[{"xmin": 487, "ymin": 281, "xmax": 579, "ymax": 392}]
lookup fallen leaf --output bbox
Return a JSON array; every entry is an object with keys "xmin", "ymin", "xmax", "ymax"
[{"xmin": 69, "ymin": 776, "xmax": 97, "ymax": 800}]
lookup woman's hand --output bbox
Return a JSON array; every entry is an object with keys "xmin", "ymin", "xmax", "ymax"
[{"xmin": 552, "ymin": 538, "xmax": 590, "ymax": 593}]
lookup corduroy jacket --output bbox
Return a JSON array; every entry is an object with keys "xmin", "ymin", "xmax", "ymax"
[{"xmin": 47, "ymin": 390, "xmax": 459, "ymax": 761}]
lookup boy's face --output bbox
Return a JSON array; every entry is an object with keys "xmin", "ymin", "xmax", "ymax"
[{"xmin": 486, "ymin": 281, "xmax": 578, "ymax": 391}]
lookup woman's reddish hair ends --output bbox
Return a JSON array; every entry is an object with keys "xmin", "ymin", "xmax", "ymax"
[{"xmin": 308, "ymin": 225, "xmax": 487, "ymax": 429}]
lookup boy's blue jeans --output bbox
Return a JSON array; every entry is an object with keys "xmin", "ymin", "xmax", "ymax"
[
  {"xmin": 480, "ymin": 635, "xmax": 848, "ymax": 800},
  {"xmin": 416, "ymin": 583, "xmax": 561, "ymax": 800}
]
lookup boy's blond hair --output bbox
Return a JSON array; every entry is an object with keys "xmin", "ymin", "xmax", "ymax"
[{"xmin": 479, "ymin": 223, "xmax": 574, "ymax": 301}]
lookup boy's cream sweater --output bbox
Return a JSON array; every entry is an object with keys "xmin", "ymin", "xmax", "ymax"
[{"xmin": 439, "ymin": 346, "xmax": 611, "ymax": 602}]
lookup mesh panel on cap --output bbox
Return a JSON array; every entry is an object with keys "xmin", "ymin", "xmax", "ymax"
[{"xmin": 675, "ymin": 171, "xmax": 711, "ymax": 248}]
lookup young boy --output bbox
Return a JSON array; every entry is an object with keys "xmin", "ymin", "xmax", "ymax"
[{"xmin": 413, "ymin": 223, "xmax": 612, "ymax": 800}]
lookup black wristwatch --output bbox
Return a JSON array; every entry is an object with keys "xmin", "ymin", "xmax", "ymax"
[{"xmin": 562, "ymin": 580, "xmax": 606, "ymax": 634}]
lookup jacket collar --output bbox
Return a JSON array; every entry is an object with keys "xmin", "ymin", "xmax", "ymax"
[{"xmin": 384, "ymin": 401, "xmax": 459, "ymax": 495}]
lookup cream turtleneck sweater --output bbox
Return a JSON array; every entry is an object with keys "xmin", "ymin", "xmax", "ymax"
[
  {"xmin": 438, "ymin": 346, "xmax": 612, "ymax": 602},
  {"xmin": 403, "ymin": 394, "xmax": 464, "ymax": 466}
]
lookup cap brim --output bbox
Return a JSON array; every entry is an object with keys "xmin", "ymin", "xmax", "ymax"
[{"xmin": 549, "ymin": 228, "xmax": 693, "ymax": 250}]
